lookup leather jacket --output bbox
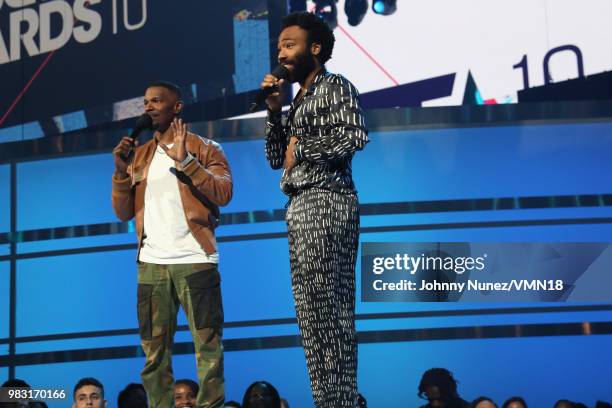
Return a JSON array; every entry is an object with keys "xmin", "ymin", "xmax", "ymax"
[{"xmin": 111, "ymin": 132, "xmax": 232, "ymax": 257}]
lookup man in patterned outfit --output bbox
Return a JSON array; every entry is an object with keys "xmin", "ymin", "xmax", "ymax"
[{"xmin": 260, "ymin": 11, "xmax": 369, "ymax": 408}]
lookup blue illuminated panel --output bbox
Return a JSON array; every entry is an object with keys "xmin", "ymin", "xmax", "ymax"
[
  {"xmin": 16, "ymin": 251, "xmax": 138, "ymax": 337},
  {"xmin": 0, "ymin": 164, "xmax": 9, "ymax": 233},
  {"xmin": 17, "ymin": 233, "xmax": 137, "ymax": 255},
  {"xmin": 0, "ymin": 262, "xmax": 8, "ymax": 340},
  {"xmin": 16, "ymin": 334, "xmax": 142, "ymax": 355},
  {"xmin": 0, "ymin": 122, "xmax": 44, "ymax": 143},
  {"xmin": 221, "ymin": 139, "xmax": 287, "ymax": 213},
  {"xmin": 219, "ymin": 238, "xmax": 295, "ymax": 322},
  {"xmin": 233, "ymin": 19, "xmax": 270, "ymax": 93},
  {"xmin": 360, "ymin": 207, "xmax": 612, "ymax": 231},
  {"xmin": 355, "ymin": 310, "xmax": 612, "ymax": 332},
  {"xmin": 355, "ymin": 334, "xmax": 612, "ymax": 406},
  {"xmin": 17, "ymin": 154, "xmax": 117, "ymax": 231},
  {"xmin": 356, "ymin": 123, "xmax": 612, "ymax": 204}
]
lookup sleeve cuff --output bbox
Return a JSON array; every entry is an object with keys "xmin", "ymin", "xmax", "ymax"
[
  {"xmin": 112, "ymin": 174, "xmax": 132, "ymax": 191},
  {"xmin": 179, "ymin": 152, "xmax": 195, "ymax": 169},
  {"xmin": 181, "ymin": 155, "xmax": 199, "ymax": 176}
]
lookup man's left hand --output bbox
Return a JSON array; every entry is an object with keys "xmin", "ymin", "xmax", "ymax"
[
  {"xmin": 160, "ymin": 118, "xmax": 188, "ymax": 162},
  {"xmin": 284, "ymin": 136, "xmax": 298, "ymax": 171}
]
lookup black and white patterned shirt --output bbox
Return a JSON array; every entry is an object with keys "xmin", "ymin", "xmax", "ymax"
[{"xmin": 265, "ymin": 69, "xmax": 369, "ymax": 197}]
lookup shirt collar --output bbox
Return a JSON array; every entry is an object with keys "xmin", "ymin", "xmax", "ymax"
[
  {"xmin": 290, "ymin": 67, "xmax": 328, "ymax": 109},
  {"xmin": 306, "ymin": 67, "xmax": 328, "ymax": 96}
]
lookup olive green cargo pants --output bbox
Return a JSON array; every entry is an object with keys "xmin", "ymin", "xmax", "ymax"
[{"xmin": 137, "ymin": 262, "xmax": 224, "ymax": 408}]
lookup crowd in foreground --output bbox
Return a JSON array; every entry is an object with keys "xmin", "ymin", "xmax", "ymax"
[{"xmin": 2, "ymin": 368, "xmax": 611, "ymax": 408}]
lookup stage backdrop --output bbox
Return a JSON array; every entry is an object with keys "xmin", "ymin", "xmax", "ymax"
[
  {"xmin": 1, "ymin": 105, "xmax": 612, "ymax": 406},
  {"xmin": 323, "ymin": 0, "xmax": 612, "ymax": 106},
  {"xmin": 4, "ymin": 1, "xmax": 612, "ymax": 142},
  {"xmin": 0, "ymin": 0, "xmax": 277, "ymax": 140}
]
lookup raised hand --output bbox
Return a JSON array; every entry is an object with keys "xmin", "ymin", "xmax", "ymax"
[{"xmin": 160, "ymin": 118, "xmax": 188, "ymax": 162}]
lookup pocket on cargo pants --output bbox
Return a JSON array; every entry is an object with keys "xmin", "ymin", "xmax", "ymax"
[
  {"xmin": 185, "ymin": 266, "xmax": 224, "ymax": 330},
  {"xmin": 137, "ymin": 283, "xmax": 154, "ymax": 340}
]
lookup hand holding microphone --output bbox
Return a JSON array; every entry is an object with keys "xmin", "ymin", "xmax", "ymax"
[
  {"xmin": 112, "ymin": 113, "xmax": 153, "ymax": 178},
  {"xmin": 253, "ymin": 65, "xmax": 290, "ymax": 113}
]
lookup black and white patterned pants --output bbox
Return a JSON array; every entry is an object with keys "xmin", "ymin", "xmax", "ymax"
[{"xmin": 286, "ymin": 188, "xmax": 360, "ymax": 408}]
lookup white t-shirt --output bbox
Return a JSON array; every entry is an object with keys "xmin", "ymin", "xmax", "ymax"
[{"xmin": 138, "ymin": 144, "xmax": 219, "ymax": 264}]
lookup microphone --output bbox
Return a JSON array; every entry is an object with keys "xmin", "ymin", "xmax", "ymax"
[
  {"xmin": 130, "ymin": 113, "xmax": 153, "ymax": 140},
  {"xmin": 122, "ymin": 113, "xmax": 153, "ymax": 160},
  {"xmin": 249, "ymin": 65, "xmax": 290, "ymax": 112}
]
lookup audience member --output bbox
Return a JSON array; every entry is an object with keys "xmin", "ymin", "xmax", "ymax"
[
  {"xmin": 472, "ymin": 396, "xmax": 498, "ymax": 408},
  {"xmin": 72, "ymin": 377, "xmax": 107, "ymax": 408},
  {"xmin": 174, "ymin": 379, "xmax": 198, "ymax": 408},
  {"xmin": 502, "ymin": 396, "xmax": 527, "ymax": 408},
  {"xmin": 242, "ymin": 381, "xmax": 281, "ymax": 408},
  {"xmin": 418, "ymin": 368, "xmax": 470, "ymax": 408},
  {"xmin": 117, "ymin": 383, "xmax": 147, "ymax": 408}
]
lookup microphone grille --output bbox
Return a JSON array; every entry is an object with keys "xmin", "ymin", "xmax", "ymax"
[
  {"xmin": 135, "ymin": 113, "xmax": 153, "ymax": 130},
  {"xmin": 272, "ymin": 64, "xmax": 290, "ymax": 80}
]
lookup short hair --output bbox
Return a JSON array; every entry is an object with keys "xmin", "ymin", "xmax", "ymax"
[
  {"xmin": 2, "ymin": 379, "xmax": 30, "ymax": 387},
  {"xmin": 418, "ymin": 368, "xmax": 459, "ymax": 398},
  {"xmin": 242, "ymin": 381, "xmax": 281, "ymax": 408},
  {"xmin": 73, "ymin": 377, "xmax": 104, "ymax": 399},
  {"xmin": 473, "ymin": 396, "xmax": 498, "ymax": 407},
  {"xmin": 117, "ymin": 383, "xmax": 147, "ymax": 408},
  {"xmin": 502, "ymin": 396, "xmax": 528, "ymax": 408},
  {"xmin": 175, "ymin": 379, "xmax": 199, "ymax": 396},
  {"xmin": 146, "ymin": 80, "xmax": 182, "ymax": 100},
  {"xmin": 281, "ymin": 12, "xmax": 335, "ymax": 64}
]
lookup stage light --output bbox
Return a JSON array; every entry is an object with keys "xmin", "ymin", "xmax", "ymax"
[
  {"xmin": 344, "ymin": 0, "xmax": 368, "ymax": 26},
  {"xmin": 372, "ymin": 0, "xmax": 396, "ymax": 15},
  {"xmin": 313, "ymin": 0, "xmax": 338, "ymax": 29}
]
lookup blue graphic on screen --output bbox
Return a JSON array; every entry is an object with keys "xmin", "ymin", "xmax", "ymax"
[{"xmin": 233, "ymin": 19, "xmax": 271, "ymax": 93}]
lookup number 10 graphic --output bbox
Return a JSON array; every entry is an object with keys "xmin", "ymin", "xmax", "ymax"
[{"xmin": 513, "ymin": 44, "xmax": 585, "ymax": 90}]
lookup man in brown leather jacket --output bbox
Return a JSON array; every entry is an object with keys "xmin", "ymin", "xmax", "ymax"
[{"xmin": 111, "ymin": 81, "xmax": 232, "ymax": 408}]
